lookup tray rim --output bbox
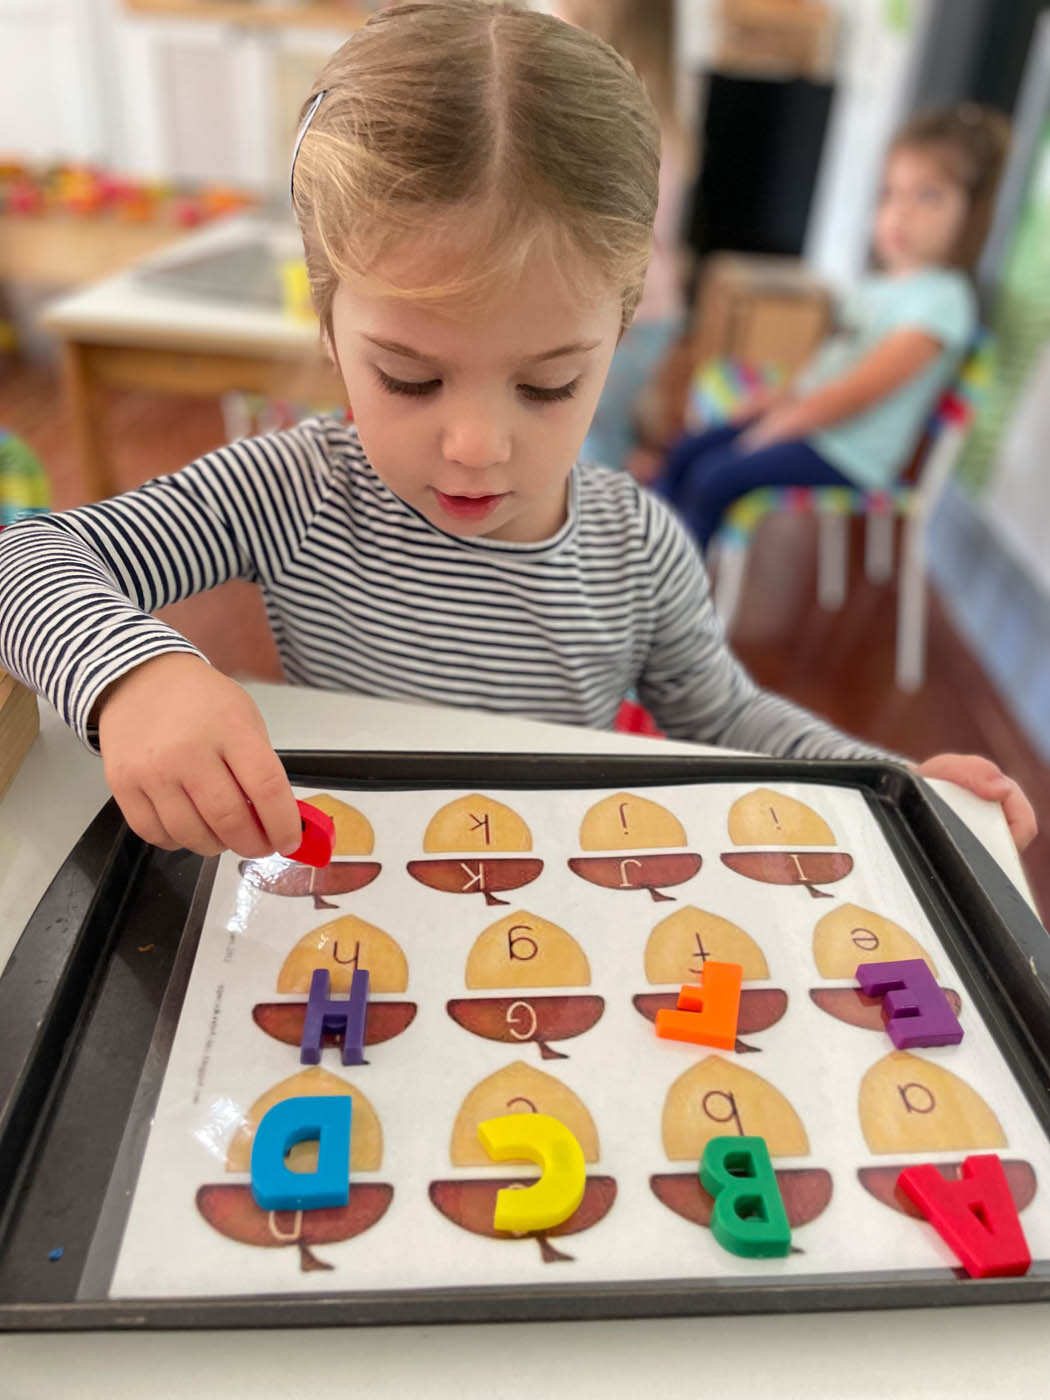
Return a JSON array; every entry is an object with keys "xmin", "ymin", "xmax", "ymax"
[{"xmin": 2, "ymin": 749, "xmax": 1049, "ymax": 1332}]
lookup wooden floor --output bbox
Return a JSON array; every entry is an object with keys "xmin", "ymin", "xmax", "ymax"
[{"xmin": 3, "ymin": 363, "xmax": 1047, "ymax": 921}]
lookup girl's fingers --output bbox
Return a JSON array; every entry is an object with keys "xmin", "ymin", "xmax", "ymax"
[
  {"xmin": 152, "ymin": 785, "xmax": 227, "ymax": 858},
  {"xmin": 918, "ymin": 753, "xmax": 1008, "ymax": 798},
  {"xmin": 917, "ymin": 756, "xmax": 1037, "ymax": 853},
  {"xmin": 182, "ymin": 761, "xmax": 274, "ymax": 860},
  {"xmin": 117, "ymin": 788, "xmax": 180, "ymax": 852},
  {"xmin": 1001, "ymin": 782, "xmax": 1038, "ymax": 852},
  {"xmin": 222, "ymin": 734, "xmax": 302, "ymax": 856}
]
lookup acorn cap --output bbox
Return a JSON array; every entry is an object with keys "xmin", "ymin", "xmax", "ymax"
[
  {"xmin": 225, "ymin": 1066, "xmax": 382, "ymax": 1173},
  {"xmin": 466, "ymin": 911, "xmax": 590, "ymax": 990},
  {"xmin": 450, "ymin": 1061, "xmax": 599, "ymax": 1167},
  {"xmin": 813, "ymin": 903, "xmax": 937, "ymax": 979},
  {"xmin": 579, "ymin": 792, "xmax": 687, "ymax": 851},
  {"xmin": 423, "ymin": 794, "xmax": 532, "ymax": 853},
  {"xmin": 728, "ymin": 788, "xmax": 836, "ymax": 847},
  {"xmin": 662, "ymin": 1057, "xmax": 809, "ymax": 1160},
  {"xmin": 645, "ymin": 906, "xmax": 769, "ymax": 984},
  {"xmin": 858, "ymin": 1051, "xmax": 1006, "ymax": 1154},
  {"xmin": 277, "ymin": 914, "xmax": 408, "ymax": 994},
  {"xmin": 301, "ymin": 794, "xmax": 375, "ymax": 855}
]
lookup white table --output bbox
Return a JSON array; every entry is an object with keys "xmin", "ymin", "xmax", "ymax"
[
  {"xmin": 1, "ymin": 688, "xmax": 1047, "ymax": 1399},
  {"xmin": 40, "ymin": 216, "xmax": 344, "ymax": 503}
]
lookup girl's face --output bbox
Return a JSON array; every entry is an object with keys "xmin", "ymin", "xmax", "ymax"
[
  {"xmin": 330, "ymin": 247, "xmax": 621, "ymax": 543},
  {"xmin": 874, "ymin": 146, "xmax": 969, "ymax": 274}
]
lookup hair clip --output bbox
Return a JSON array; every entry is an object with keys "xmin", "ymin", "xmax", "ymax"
[{"xmin": 290, "ymin": 89, "xmax": 327, "ymax": 202}]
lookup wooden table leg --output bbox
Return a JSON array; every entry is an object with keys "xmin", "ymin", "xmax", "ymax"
[{"xmin": 61, "ymin": 340, "xmax": 115, "ymax": 502}]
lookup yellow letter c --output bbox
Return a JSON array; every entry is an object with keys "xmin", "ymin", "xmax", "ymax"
[{"xmin": 477, "ymin": 1113, "xmax": 586, "ymax": 1234}]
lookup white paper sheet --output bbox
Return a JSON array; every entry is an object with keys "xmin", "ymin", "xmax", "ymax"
[{"xmin": 107, "ymin": 781, "xmax": 1050, "ymax": 1299}]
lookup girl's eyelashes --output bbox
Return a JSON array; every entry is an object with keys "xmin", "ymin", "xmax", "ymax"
[
  {"xmin": 519, "ymin": 378, "xmax": 580, "ymax": 404},
  {"xmin": 374, "ymin": 367, "xmax": 580, "ymax": 405},
  {"xmin": 375, "ymin": 368, "xmax": 441, "ymax": 397}
]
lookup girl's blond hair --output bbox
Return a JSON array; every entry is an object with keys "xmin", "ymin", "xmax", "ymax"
[
  {"xmin": 890, "ymin": 104, "xmax": 1010, "ymax": 273},
  {"xmin": 291, "ymin": 0, "xmax": 660, "ymax": 340}
]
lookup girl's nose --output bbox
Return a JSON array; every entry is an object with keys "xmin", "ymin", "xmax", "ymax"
[{"xmin": 441, "ymin": 415, "xmax": 511, "ymax": 471}]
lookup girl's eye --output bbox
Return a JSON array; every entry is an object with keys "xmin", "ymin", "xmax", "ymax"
[
  {"xmin": 518, "ymin": 378, "xmax": 580, "ymax": 404},
  {"xmin": 375, "ymin": 368, "xmax": 441, "ymax": 397}
]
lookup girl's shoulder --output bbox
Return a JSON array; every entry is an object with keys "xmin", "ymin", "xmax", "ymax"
[
  {"xmin": 860, "ymin": 267, "xmax": 977, "ymax": 346},
  {"xmin": 283, "ymin": 413, "xmax": 368, "ymax": 471},
  {"xmin": 219, "ymin": 413, "xmax": 369, "ymax": 489},
  {"xmin": 900, "ymin": 267, "xmax": 977, "ymax": 342},
  {"xmin": 573, "ymin": 461, "xmax": 690, "ymax": 554},
  {"xmin": 871, "ymin": 265, "xmax": 975, "ymax": 309}
]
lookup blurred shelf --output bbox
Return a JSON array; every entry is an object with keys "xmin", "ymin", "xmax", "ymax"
[{"xmin": 123, "ymin": 1, "xmax": 367, "ymax": 29}]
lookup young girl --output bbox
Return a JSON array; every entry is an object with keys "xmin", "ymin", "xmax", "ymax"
[
  {"xmin": 656, "ymin": 105, "xmax": 1010, "ymax": 548},
  {"xmin": 0, "ymin": 2, "xmax": 1034, "ymax": 858},
  {"xmin": 553, "ymin": 0, "xmax": 691, "ymax": 475}
]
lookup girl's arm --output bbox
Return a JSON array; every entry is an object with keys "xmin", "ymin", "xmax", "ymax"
[
  {"xmin": 741, "ymin": 327, "xmax": 943, "ymax": 449},
  {"xmin": 637, "ymin": 500, "xmax": 1036, "ymax": 850},
  {"xmin": 0, "ymin": 422, "xmax": 336, "ymax": 857},
  {"xmin": 637, "ymin": 495, "xmax": 886, "ymax": 761},
  {"xmin": 0, "ymin": 422, "xmax": 333, "ymax": 747}
]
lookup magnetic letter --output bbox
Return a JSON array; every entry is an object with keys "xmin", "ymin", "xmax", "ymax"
[
  {"xmin": 250, "ymin": 1094, "xmax": 351, "ymax": 1211},
  {"xmin": 655, "ymin": 961, "xmax": 743, "ymax": 1050},
  {"xmin": 700, "ymin": 1136, "xmax": 791, "ymax": 1258},
  {"xmin": 856, "ymin": 958, "xmax": 963, "ymax": 1048},
  {"xmin": 897, "ymin": 1154, "xmax": 1030, "ymax": 1277},
  {"xmin": 288, "ymin": 800, "xmax": 335, "ymax": 868},
  {"xmin": 477, "ymin": 1113, "xmax": 586, "ymax": 1234},
  {"xmin": 300, "ymin": 966, "xmax": 369, "ymax": 1066}
]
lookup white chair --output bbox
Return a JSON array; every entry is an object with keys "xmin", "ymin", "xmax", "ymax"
[{"xmin": 710, "ymin": 360, "xmax": 984, "ymax": 692}]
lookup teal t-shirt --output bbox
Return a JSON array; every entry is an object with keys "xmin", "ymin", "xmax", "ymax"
[{"xmin": 801, "ymin": 267, "xmax": 976, "ymax": 491}]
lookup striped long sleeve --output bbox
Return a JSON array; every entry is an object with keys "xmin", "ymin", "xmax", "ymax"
[{"xmin": 0, "ymin": 416, "xmax": 884, "ymax": 761}]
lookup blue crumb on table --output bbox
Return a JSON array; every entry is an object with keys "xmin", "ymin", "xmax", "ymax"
[{"xmin": 47, "ymin": 1247, "xmax": 64, "ymax": 1262}]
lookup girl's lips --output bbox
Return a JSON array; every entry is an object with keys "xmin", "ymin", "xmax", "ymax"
[{"xmin": 433, "ymin": 490, "xmax": 508, "ymax": 520}]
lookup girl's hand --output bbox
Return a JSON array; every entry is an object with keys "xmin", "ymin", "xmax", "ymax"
[
  {"xmin": 95, "ymin": 653, "xmax": 303, "ymax": 859},
  {"xmin": 916, "ymin": 753, "xmax": 1038, "ymax": 853},
  {"xmin": 738, "ymin": 404, "xmax": 802, "ymax": 451},
  {"xmin": 729, "ymin": 384, "xmax": 789, "ymax": 425}
]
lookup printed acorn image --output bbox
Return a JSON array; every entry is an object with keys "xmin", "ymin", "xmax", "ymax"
[
  {"xmin": 650, "ymin": 1058, "xmax": 832, "ymax": 1242},
  {"xmin": 195, "ymin": 1066, "xmax": 393, "ymax": 1273},
  {"xmin": 808, "ymin": 905, "xmax": 963, "ymax": 1031},
  {"xmin": 407, "ymin": 794, "xmax": 544, "ymax": 906},
  {"xmin": 632, "ymin": 907, "xmax": 787, "ymax": 1052},
  {"xmin": 568, "ymin": 792, "xmax": 702, "ymax": 903},
  {"xmin": 447, "ymin": 910, "xmax": 604, "ymax": 1060},
  {"xmin": 239, "ymin": 794, "xmax": 381, "ymax": 910},
  {"xmin": 720, "ymin": 788, "xmax": 853, "ymax": 900},
  {"xmin": 855, "ymin": 1049, "xmax": 1037, "ymax": 1220},
  {"xmin": 252, "ymin": 914, "xmax": 417, "ymax": 1055},
  {"xmin": 428, "ymin": 1061, "xmax": 616, "ymax": 1263}
]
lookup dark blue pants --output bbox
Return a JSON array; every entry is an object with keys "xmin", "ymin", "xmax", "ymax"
[{"xmin": 654, "ymin": 422, "xmax": 850, "ymax": 548}]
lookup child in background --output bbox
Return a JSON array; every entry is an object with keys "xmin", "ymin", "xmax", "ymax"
[
  {"xmin": 554, "ymin": 0, "xmax": 691, "ymax": 475},
  {"xmin": 657, "ymin": 105, "xmax": 1010, "ymax": 548},
  {"xmin": 0, "ymin": 2, "xmax": 1034, "ymax": 857}
]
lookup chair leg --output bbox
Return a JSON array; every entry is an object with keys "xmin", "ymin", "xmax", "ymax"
[
  {"xmin": 897, "ymin": 516, "xmax": 928, "ymax": 691},
  {"xmin": 221, "ymin": 392, "xmax": 253, "ymax": 443},
  {"xmin": 817, "ymin": 513, "xmax": 849, "ymax": 610},
  {"xmin": 713, "ymin": 538, "xmax": 749, "ymax": 636},
  {"xmin": 865, "ymin": 511, "xmax": 895, "ymax": 583}
]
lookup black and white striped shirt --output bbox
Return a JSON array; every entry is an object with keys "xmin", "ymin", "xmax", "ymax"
[{"xmin": 0, "ymin": 416, "xmax": 879, "ymax": 760}]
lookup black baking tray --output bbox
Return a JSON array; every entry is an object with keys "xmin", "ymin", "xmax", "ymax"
[{"xmin": 1, "ymin": 750, "xmax": 1048, "ymax": 1332}]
